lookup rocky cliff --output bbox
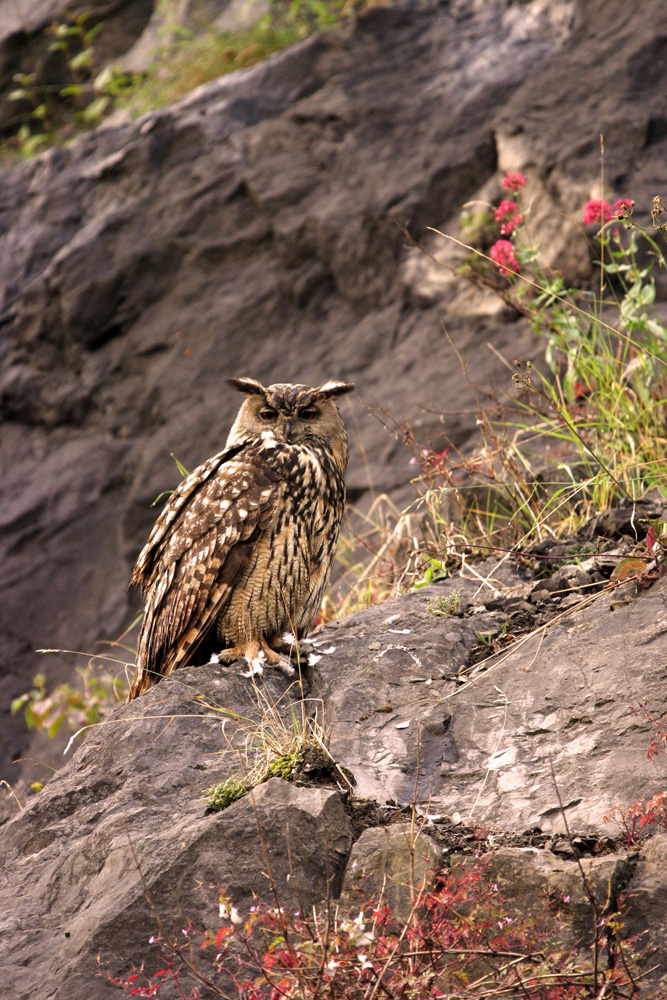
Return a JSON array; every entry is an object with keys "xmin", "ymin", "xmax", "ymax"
[{"xmin": 2, "ymin": 1, "xmax": 667, "ymax": 995}]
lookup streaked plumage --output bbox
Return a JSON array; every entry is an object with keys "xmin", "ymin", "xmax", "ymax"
[{"xmin": 128, "ymin": 377, "xmax": 354, "ymax": 700}]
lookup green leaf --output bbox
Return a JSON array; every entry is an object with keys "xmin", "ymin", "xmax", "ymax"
[
  {"xmin": 60, "ymin": 84, "xmax": 82, "ymax": 98},
  {"xmin": 49, "ymin": 40, "xmax": 68, "ymax": 52},
  {"xmin": 171, "ymin": 453, "xmax": 191, "ymax": 478},
  {"xmin": 69, "ymin": 49, "xmax": 93, "ymax": 71},
  {"xmin": 10, "ymin": 694, "xmax": 30, "ymax": 715},
  {"xmin": 84, "ymin": 22, "xmax": 105, "ymax": 46},
  {"xmin": 47, "ymin": 714, "xmax": 66, "ymax": 739},
  {"xmin": 79, "ymin": 96, "xmax": 110, "ymax": 122},
  {"xmin": 21, "ymin": 133, "xmax": 51, "ymax": 155}
]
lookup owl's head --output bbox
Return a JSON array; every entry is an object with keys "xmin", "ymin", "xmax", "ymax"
[{"xmin": 226, "ymin": 377, "xmax": 355, "ymax": 462}]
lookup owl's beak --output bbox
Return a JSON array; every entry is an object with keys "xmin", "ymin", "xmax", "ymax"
[{"xmin": 283, "ymin": 419, "xmax": 293, "ymax": 443}]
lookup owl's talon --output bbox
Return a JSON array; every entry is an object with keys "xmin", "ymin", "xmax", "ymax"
[
  {"xmin": 242, "ymin": 652, "xmax": 266, "ymax": 678},
  {"xmin": 277, "ymin": 654, "xmax": 296, "ymax": 678}
]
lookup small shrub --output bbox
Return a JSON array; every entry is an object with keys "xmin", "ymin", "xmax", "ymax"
[
  {"xmin": 101, "ymin": 857, "xmax": 642, "ymax": 999},
  {"xmin": 11, "ymin": 663, "xmax": 126, "ymax": 739}
]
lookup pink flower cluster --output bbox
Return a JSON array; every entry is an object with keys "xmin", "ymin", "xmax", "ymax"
[
  {"xmin": 502, "ymin": 171, "xmax": 526, "ymax": 192},
  {"xmin": 488, "ymin": 172, "xmax": 526, "ymax": 277},
  {"xmin": 582, "ymin": 197, "xmax": 633, "ymax": 225},
  {"xmin": 489, "ymin": 239, "xmax": 518, "ymax": 276},
  {"xmin": 494, "ymin": 199, "xmax": 524, "ymax": 235}
]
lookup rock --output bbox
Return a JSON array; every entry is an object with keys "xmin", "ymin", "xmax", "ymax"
[
  {"xmin": 311, "ymin": 572, "xmax": 667, "ymax": 836},
  {"xmin": 0, "ymin": 664, "xmax": 352, "ymax": 998},
  {"xmin": 622, "ymin": 833, "xmax": 667, "ymax": 982},
  {"xmin": 340, "ymin": 825, "xmax": 442, "ymax": 920},
  {"xmin": 551, "ymin": 563, "xmax": 594, "ymax": 593}
]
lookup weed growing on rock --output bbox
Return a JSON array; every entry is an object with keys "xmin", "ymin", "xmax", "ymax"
[
  {"xmin": 1, "ymin": 1, "xmax": 349, "ymax": 159},
  {"xmin": 205, "ymin": 777, "xmax": 249, "ymax": 812},
  {"xmin": 333, "ymin": 168, "xmax": 667, "ymax": 615},
  {"xmin": 426, "ymin": 589, "xmax": 462, "ymax": 617},
  {"xmin": 4, "ymin": 11, "xmax": 111, "ymax": 159}
]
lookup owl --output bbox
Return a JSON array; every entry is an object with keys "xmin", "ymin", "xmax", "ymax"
[{"xmin": 127, "ymin": 377, "xmax": 354, "ymax": 700}]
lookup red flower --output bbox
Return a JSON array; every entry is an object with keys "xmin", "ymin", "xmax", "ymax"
[
  {"xmin": 613, "ymin": 197, "xmax": 633, "ymax": 218},
  {"xmin": 489, "ymin": 239, "xmax": 519, "ymax": 276},
  {"xmin": 502, "ymin": 171, "xmax": 526, "ymax": 192},
  {"xmin": 494, "ymin": 199, "xmax": 524, "ymax": 235},
  {"xmin": 582, "ymin": 199, "xmax": 613, "ymax": 225}
]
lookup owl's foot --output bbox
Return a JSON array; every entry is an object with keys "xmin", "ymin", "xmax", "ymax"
[
  {"xmin": 241, "ymin": 649, "xmax": 295, "ymax": 679},
  {"xmin": 208, "ymin": 640, "xmax": 294, "ymax": 678}
]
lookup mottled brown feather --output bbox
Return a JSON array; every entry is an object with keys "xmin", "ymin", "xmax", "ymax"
[
  {"xmin": 129, "ymin": 445, "xmax": 280, "ymax": 698},
  {"xmin": 128, "ymin": 378, "xmax": 353, "ymax": 700}
]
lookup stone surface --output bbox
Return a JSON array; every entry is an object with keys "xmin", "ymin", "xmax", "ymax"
[
  {"xmin": 313, "ymin": 571, "xmax": 667, "ymax": 836},
  {"xmin": 0, "ymin": 664, "xmax": 352, "ymax": 999},
  {"xmin": 340, "ymin": 825, "xmax": 442, "ymax": 919},
  {"xmin": 2, "ymin": 569, "xmax": 667, "ymax": 995},
  {"xmin": 3, "ymin": 0, "xmax": 667, "ymax": 785}
]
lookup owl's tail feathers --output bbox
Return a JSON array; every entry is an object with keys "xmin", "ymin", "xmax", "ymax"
[{"xmin": 127, "ymin": 665, "xmax": 152, "ymax": 701}]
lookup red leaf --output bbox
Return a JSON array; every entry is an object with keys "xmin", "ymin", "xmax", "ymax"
[
  {"xmin": 216, "ymin": 926, "xmax": 233, "ymax": 949},
  {"xmin": 611, "ymin": 557, "xmax": 647, "ymax": 582}
]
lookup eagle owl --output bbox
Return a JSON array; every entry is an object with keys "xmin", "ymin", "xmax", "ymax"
[{"xmin": 128, "ymin": 377, "xmax": 354, "ymax": 700}]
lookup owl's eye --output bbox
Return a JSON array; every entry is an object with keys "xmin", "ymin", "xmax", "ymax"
[
  {"xmin": 299, "ymin": 407, "xmax": 318, "ymax": 421},
  {"xmin": 260, "ymin": 407, "xmax": 278, "ymax": 422}
]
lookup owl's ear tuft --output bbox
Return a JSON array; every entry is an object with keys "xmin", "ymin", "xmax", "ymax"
[
  {"xmin": 315, "ymin": 381, "xmax": 355, "ymax": 399},
  {"xmin": 227, "ymin": 377, "xmax": 267, "ymax": 397}
]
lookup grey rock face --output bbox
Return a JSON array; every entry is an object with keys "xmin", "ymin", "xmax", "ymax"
[
  {"xmin": 313, "ymin": 572, "xmax": 667, "ymax": 836},
  {"xmin": 3, "ymin": 2, "xmax": 667, "ymax": 994},
  {"xmin": 3, "ymin": 0, "xmax": 667, "ymax": 784},
  {"xmin": 1, "ymin": 665, "xmax": 352, "ymax": 998},
  {"xmin": 2, "ymin": 570, "xmax": 667, "ymax": 996},
  {"xmin": 340, "ymin": 825, "xmax": 442, "ymax": 920}
]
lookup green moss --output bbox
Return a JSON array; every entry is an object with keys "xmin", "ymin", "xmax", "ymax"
[
  {"xmin": 266, "ymin": 751, "xmax": 303, "ymax": 781},
  {"xmin": 204, "ymin": 777, "xmax": 249, "ymax": 812}
]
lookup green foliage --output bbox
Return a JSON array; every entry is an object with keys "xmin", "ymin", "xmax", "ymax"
[
  {"xmin": 266, "ymin": 749, "xmax": 303, "ymax": 780},
  {"xmin": 204, "ymin": 777, "xmax": 249, "ymax": 811},
  {"xmin": 11, "ymin": 664, "xmax": 126, "ymax": 739},
  {"xmin": 2, "ymin": 1, "xmax": 348, "ymax": 159},
  {"xmin": 3, "ymin": 11, "xmax": 112, "ymax": 159},
  {"xmin": 115, "ymin": 0, "xmax": 344, "ymax": 118},
  {"xmin": 411, "ymin": 557, "xmax": 449, "ymax": 589}
]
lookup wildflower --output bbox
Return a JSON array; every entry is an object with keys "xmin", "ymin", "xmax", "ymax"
[
  {"xmin": 489, "ymin": 239, "xmax": 519, "ymax": 276},
  {"xmin": 582, "ymin": 199, "xmax": 613, "ymax": 225},
  {"xmin": 613, "ymin": 197, "xmax": 633, "ymax": 218},
  {"xmin": 502, "ymin": 171, "xmax": 526, "ymax": 191},
  {"xmin": 494, "ymin": 199, "xmax": 524, "ymax": 235}
]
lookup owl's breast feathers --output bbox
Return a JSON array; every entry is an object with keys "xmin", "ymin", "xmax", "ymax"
[{"xmin": 129, "ymin": 438, "xmax": 344, "ymax": 697}]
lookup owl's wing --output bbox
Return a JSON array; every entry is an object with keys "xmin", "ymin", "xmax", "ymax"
[{"xmin": 129, "ymin": 443, "xmax": 280, "ymax": 699}]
